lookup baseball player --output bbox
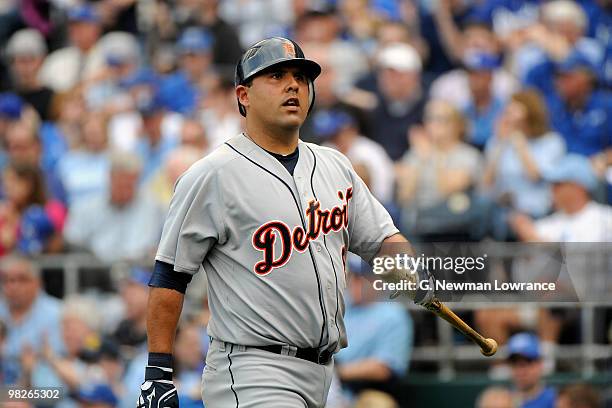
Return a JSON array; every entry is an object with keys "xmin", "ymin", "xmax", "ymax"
[{"xmin": 137, "ymin": 37, "xmax": 432, "ymax": 408}]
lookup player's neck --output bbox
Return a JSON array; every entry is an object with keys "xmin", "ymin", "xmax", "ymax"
[{"xmin": 244, "ymin": 123, "xmax": 299, "ymax": 155}]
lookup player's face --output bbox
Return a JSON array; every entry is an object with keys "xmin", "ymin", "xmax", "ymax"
[{"xmin": 242, "ymin": 66, "xmax": 310, "ymax": 130}]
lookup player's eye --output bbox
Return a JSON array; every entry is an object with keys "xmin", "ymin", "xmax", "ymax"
[
  {"xmin": 294, "ymin": 73, "xmax": 306, "ymax": 83},
  {"xmin": 270, "ymin": 71, "xmax": 284, "ymax": 80}
]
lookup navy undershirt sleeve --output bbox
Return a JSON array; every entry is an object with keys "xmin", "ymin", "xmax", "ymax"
[{"xmin": 149, "ymin": 260, "xmax": 193, "ymax": 294}]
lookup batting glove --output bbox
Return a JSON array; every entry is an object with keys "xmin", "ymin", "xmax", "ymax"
[
  {"xmin": 388, "ymin": 259, "xmax": 435, "ymax": 306},
  {"xmin": 137, "ymin": 353, "xmax": 179, "ymax": 408},
  {"xmin": 413, "ymin": 263, "xmax": 435, "ymax": 306}
]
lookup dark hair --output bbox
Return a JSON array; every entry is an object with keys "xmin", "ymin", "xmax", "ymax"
[
  {"xmin": 4, "ymin": 161, "xmax": 47, "ymax": 208},
  {"xmin": 558, "ymin": 384, "xmax": 601, "ymax": 408}
]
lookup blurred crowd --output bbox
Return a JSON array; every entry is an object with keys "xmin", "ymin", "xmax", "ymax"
[{"xmin": 0, "ymin": 0, "xmax": 610, "ymax": 407}]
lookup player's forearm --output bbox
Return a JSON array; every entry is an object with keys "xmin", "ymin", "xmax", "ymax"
[
  {"xmin": 147, "ymin": 287, "xmax": 185, "ymax": 354},
  {"xmin": 337, "ymin": 359, "xmax": 393, "ymax": 382}
]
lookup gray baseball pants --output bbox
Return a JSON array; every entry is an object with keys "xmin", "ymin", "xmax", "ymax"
[{"xmin": 201, "ymin": 339, "xmax": 334, "ymax": 408}]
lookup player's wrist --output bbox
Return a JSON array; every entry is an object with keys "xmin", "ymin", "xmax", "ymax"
[
  {"xmin": 145, "ymin": 352, "xmax": 174, "ymax": 382},
  {"xmin": 148, "ymin": 352, "xmax": 173, "ymax": 368}
]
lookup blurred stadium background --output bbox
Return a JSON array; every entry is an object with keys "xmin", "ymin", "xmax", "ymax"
[{"xmin": 0, "ymin": 0, "xmax": 610, "ymax": 407}]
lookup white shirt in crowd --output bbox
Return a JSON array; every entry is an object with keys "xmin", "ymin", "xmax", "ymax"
[
  {"xmin": 535, "ymin": 201, "xmax": 612, "ymax": 242},
  {"xmin": 429, "ymin": 68, "xmax": 519, "ymax": 109},
  {"xmin": 39, "ymin": 45, "xmax": 106, "ymax": 92}
]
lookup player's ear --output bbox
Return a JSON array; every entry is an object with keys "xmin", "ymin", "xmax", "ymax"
[{"xmin": 236, "ymin": 85, "xmax": 250, "ymax": 110}]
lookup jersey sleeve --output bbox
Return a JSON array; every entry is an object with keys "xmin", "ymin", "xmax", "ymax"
[
  {"xmin": 347, "ymin": 163, "xmax": 399, "ymax": 263},
  {"xmin": 155, "ymin": 162, "xmax": 226, "ymax": 274}
]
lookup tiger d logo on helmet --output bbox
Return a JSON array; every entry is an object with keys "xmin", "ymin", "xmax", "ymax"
[{"xmin": 235, "ymin": 37, "xmax": 321, "ymax": 117}]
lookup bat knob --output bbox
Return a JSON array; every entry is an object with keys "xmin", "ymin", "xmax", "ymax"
[{"xmin": 480, "ymin": 338, "xmax": 498, "ymax": 357}]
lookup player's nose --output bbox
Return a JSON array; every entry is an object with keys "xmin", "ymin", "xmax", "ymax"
[{"xmin": 285, "ymin": 73, "xmax": 300, "ymax": 92}]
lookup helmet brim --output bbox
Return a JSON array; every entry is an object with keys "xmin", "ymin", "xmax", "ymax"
[{"xmin": 240, "ymin": 57, "xmax": 321, "ymax": 84}]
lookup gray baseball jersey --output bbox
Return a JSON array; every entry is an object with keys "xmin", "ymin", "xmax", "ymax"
[{"xmin": 156, "ymin": 133, "xmax": 398, "ymax": 353}]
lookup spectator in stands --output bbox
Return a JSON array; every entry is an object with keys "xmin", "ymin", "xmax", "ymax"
[
  {"xmin": 0, "ymin": 93, "xmax": 27, "ymax": 167},
  {"xmin": 134, "ymin": 96, "xmax": 181, "ymax": 182},
  {"xmin": 511, "ymin": 154, "xmax": 612, "ymax": 242},
  {"xmin": 525, "ymin": 49, "xmax": 610, "ymax": 161},
  {"xmin": 158, "ymin": 27, "xmax": 217, "ymax": 115},
  {"xmin": 294, "ymin": 10, "xmax": 368, "ymax": 89},
  {"xmin": 467, "ymin": 0, "xmax": 541, "ymax": 43},
  {"xmin": 200, "ymin": 76, "xmax": 243, "ymax": 148},
  {"xmin": 374, "ymin": 19, "xmax": 428, "ymax": 64},
  {"xmin": 419, "ymin": 0, "xmax": 475, "ymax": 75},
  {"xmin": 396, "ymin": 100, "xmax": 486, "ymax": 241},
  {"xmin": 28, "ymin": 295, "xmax": 105, "ymax": 405},
  {"xmin": 5, "ymin": 29, "xmax": 55, "ymax": 121},
  {"xmin": 64, "ymin": 151, "xmax": 164, "ymax": 263},
  {"xmin": 483, "ymin": 90, "xmax": 566, "ymax": 240},
  {"xmin": 105, "ymin": 67, "xmax": 175, "ymax": 153},
  {"xmin": 40, "ymin": 4, "xmax": 105, "ymax": 92},
  {"xmin": 179, "ymin": 119, "xmax": 208, "ymax": 154},
  {"xmin": 299, "ymin": 43, "xmax": 365, "ymax": 145},
  {"xmin": 3, "ymin": 120, "xmax": 66, "ymax": 202},
  {"xmin": 156, "ymin": 0, "xmax": 243, "ymax": 68},
  {"xmin": 112, "ymin": 268, "xmax": 150, "ymax": 355},
  {"xmin": 429, "ymin": 22, "xmax": 519, "ymax": 111},
  {"xmin": 147, "ymin": 146, "xmax": 202, "ymax": 210},
  {"xmin": 39, "ymin": 89, "xmax": 82, "ymax": 167},
  {"xmin": 315, "ymin": 109, "xmax": 395, "ymax": 205},
  {"xmin": 507, "ymin": 332, "xmax": 556, "ymax": 408},
  {"xmin": 556, "ymin": 384, "xmax": 601, "ymax": 408},
  {"xmin": 480, "ymin": 158, "xmax": 608, "ymax": 365},
  {"xmin": 0, "ymin": 254, "xmax": 63, "ymax": 385},
  {"xmin": 335, "ymin": 259, "xmax": 413, "ymax": 403},
  {"xmin": 0, "ymin": 161, "xmax": 66, "ymax": 255},
  {"xmin": 203, "ymin": 0, "xmax": 244, "ymax": 67},
  {"xmin": 86, "ymin": 31, "xmax": 142, "ymax": 112},
  {"xmin": 57, "ymin": 112, "xmax": 110, "ymax": 208},
  {"xmin": 518, "ymin": 1, "xmax": 606, "ymax": 84},
  {"xmin": 174, "ymin": 321, "xmax": 207, "ymax": 407},
  {"xmin": 217, "ymin": 0, "xmax": 293, "ymax": 48},
  {"xmin": 475, "ymin": 386, "xmax": 514, "ymax": 408},
  {"xmin": 358, "ymin": 43, "xmax": 425, "ymax": 161},
  {"xmin": 461, "ymin": 53, "xmax": 507, "ymax": 149},
  {"xmin": 353, "ymin": 389, "xmax": 399, "ymax": 408},
  {"xmin": 93, "ymin": 340, "xmax": 124, "ymax": 404}
]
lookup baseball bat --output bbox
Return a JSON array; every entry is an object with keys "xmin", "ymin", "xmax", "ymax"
[{"xmin": 424, "ymin": 298, "xmax": 498, "ymax": 356}]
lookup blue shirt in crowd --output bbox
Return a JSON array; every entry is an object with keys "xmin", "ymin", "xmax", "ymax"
[
  {"xmin": 135, "ymin": 133, "xmax": 180, "ymax": 183},
  {"xmin": 0, "ymin": 293, "xmax": 64, "ymax": 384},
  {"xmin": 485, "ymin": 132, "xmax": 566, "ymax": 217},
  {"xmin": 56, "ymin": 151, "xmax": 110, "ymax": 207},
  {"xmin": 336, "ymin": 298, "xmax": 413, "ymax": 377},
  {"xmin": 158, "ymin": 71, "xmax": 200, "ymax": 115},
  {"xmin": 525, "ymin": 61, "xmax": 611, "ymax": 157},
  {"xmin": 464, "ymin": 97, "xmax": 505, "ymax": 149},
  {"xmin": 521, "ymin": 386, "xmax": 556, "ymax": 408}
]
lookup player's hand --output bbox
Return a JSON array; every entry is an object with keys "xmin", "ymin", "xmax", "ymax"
[
  {"xmin": 137, "ymin": 379, "xmax": 178, "ymax": 408},
  {"xmin": 137, "ymin": 353, "xmax": 178, "ymax": 408},
  {"xmin": 413, "ymin": 263, "xmax": 435, "ymax": 306}
]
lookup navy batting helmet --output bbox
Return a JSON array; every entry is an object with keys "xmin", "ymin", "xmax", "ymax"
[{"xmin": 235, "ymin": 37, "xmax": 321, "ymax": 117}]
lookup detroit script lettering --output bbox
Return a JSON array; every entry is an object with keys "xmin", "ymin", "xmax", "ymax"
[{"xmin": 251, "ymin": 187, "xmax": 353, "ymax": 275}]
